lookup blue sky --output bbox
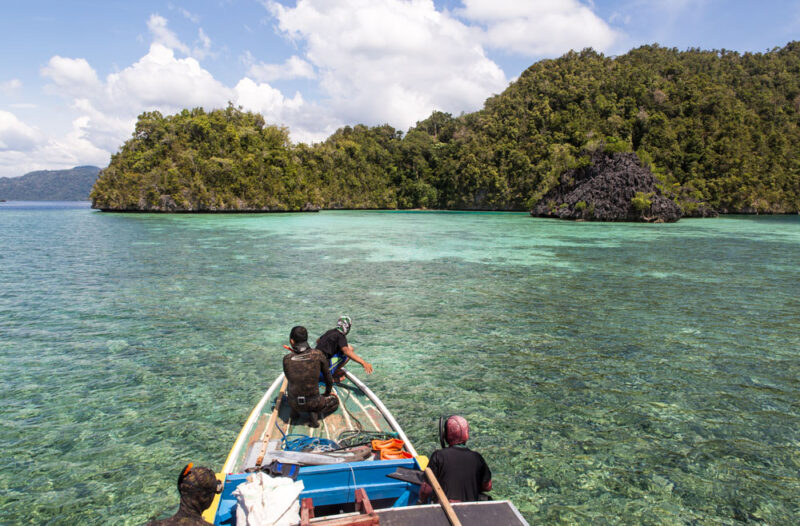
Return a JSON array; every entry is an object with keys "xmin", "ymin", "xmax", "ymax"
[{"xmin": 1, "ymin": 0, "xmax": 798, "ymax": 177}]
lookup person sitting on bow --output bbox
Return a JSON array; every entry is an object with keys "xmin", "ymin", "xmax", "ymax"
[
  {"xmin": 315, "ymin": 315, "xmax": 373, "ymax": 381},
  {"xmin": 283, "ymin": 325, "xmax": 339, "ymax": 427}
]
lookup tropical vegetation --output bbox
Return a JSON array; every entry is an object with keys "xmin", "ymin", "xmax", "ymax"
[{"xmin": 91, "ymin": 42, "xmax": 800, "ymax": 214}]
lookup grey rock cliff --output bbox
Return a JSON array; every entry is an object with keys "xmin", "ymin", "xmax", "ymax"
[{"xmin": 531, "ymin": 152, "xmax": 683, "ymax": 223}]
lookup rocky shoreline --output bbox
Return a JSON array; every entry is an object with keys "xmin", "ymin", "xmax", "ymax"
[{"xmin": 93, "ymin": 196, "xmax": 321, "ymax": 213}]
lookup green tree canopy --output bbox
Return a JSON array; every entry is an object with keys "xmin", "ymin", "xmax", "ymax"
[{"xmin": 93, "ymin": 43, "xmax": 800, "ymax": 214}]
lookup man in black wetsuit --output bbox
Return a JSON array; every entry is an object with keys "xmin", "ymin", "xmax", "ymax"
[
  {"xmin": 315, "ymin": 315, "xmax": 373, "ymax": 380},
  {"xmin": 418, "ymin": 415, "xmax": 492, "ymax": 503},
  {"xmin": 283, "ymin": 325, "xmax": 339, "ymax": 427},
  {"xmin": 146, "ymin": 463, "xmax": 221, "ymax": 526}
]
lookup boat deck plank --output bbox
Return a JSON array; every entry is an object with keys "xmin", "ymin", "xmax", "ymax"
[{"xmin": 260, "ymin": 380, "xmax": 400, "ymax": 457}]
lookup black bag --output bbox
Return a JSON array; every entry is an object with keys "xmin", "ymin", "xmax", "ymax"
[{"xmin": 261, "ymin": 459, "xmax": 299, "ymax": 480}]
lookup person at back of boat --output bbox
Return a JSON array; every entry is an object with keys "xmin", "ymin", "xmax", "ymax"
[
  {"xmin": 145, "ymin": 463, "xmax": 221, "ymax": 526},
  {"xmin": 418, "ymin": 415, "xmax": 492, "ymax": 504},
  {"xmin": 283, "ymin": 325, "xmax": 339, "ymax": 427},
  {"xmin": 315, "ymin": 315, "xmax": 373, "ymax": 380}
]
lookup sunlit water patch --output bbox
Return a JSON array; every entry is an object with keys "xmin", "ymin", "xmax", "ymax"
[{"xmin": 0, "ymin": 204, "xmax": 798, "ymax": 524}]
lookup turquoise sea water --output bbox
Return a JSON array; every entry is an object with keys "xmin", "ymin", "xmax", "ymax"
[{"xmin": 1, "ymin": 202, "xmax": 798, "ymax": 525}]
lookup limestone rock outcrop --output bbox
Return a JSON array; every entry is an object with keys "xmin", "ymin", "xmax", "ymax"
[{"xmin": 531, "ymin": 151, "xmax": 683, "ymax": 222}]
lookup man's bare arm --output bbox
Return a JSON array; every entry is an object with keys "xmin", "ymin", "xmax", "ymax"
[{"xmin": 343, "ymin": 345, "xmax": 373, "ymax": 374}]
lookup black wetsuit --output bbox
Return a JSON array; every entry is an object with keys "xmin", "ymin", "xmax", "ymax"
[
  {"xmin": 282, "ymin": 342, "xmax": 339, "ymax": 414},
  {"xmin": 145, "ymin": 493, "xmax": 214, "ymax": 526},
  {"xmin": 428, "ymin": 445, "xmax": 492, "ymax": 502}
]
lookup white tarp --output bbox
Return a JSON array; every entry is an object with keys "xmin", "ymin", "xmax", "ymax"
[{"xmin": 232, "ymin": 472, "xmax": 304, "ymax": 526}]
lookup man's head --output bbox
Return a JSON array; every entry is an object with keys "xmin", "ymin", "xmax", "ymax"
[
  {"xmin": 336, "ymin": 316, "xmax": 352, "ymax": 335},
  {"xmin": 177, "ymin": 463, "xmax": 220, "ymax": 511},
  {"xmin": 444, "ymin": 415, "xmax": 470, "ymax": 446},
  {"xmin": 290, "ymin": 326, "xmax": 308, "ymax": 345}
]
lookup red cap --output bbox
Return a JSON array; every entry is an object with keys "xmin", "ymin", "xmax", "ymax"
[{"xmin": 445, "ymin": 415, "xmax": 469, "ymax": 445}]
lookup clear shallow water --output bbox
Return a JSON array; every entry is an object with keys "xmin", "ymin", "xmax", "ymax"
[{"xmin": 1, "ymin": 203, "xmax": 798, "ymax": 525}]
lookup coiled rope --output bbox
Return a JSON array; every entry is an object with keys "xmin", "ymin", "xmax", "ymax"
[{"xmin": 335, "ymin": 429, "xmax": 399, "ymax": 449}]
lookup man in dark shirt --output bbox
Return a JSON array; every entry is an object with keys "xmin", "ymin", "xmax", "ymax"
[
  {"xmin": 418, "ymin": 415, "xmax": 492, "ymax": 503},
  {"xmin": 315, "ymin": 315, "xmax": 373, "ymax": 380},
  {"xmin": 283, "ymin": 325, "xmax": 339, "ymax": 426},
  {"xmin": 146, "ymin": 463, "xmax": 221, "ymax": 526}
]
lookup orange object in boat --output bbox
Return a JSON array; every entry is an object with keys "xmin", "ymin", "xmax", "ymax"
[
  {"xmin": 380, "ymin": 448, "xmax": 413, "ymax": 460},
  {"xmin": 371, "ymin": 438, "xmax": 404, "ymax": 451}
]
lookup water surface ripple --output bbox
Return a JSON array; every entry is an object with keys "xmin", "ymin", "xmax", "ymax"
[{"xmin": 1, "ymin": 203, "xmax": 798, "ymax": 524}]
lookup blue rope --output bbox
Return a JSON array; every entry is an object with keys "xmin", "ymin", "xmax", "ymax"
[
  {"xmin": 274, "ymin": 421, "xmax": 288, "ymax": 440},
  {"xmin": 283, "ymin": 434, "xmax": 339, "ymax": 452}
]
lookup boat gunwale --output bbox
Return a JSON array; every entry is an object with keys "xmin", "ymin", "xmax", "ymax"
[
  {"xmin": 210, "ymin": 371, "xmax": 419, "ymax": 523},
  {"xmin": 223, "ymin": 372, "xmax": 417, "ymax": 475},
  {"xmin": 344, "ymin": 370, "xmax": 418, "ymax": 457},
  {"xmin": 221, "ymin": 373, "xmax": 285, "ymax": 474},
  {"xmin": 211, "ymin": 374, "xmax": 532, "ymax": 526}
]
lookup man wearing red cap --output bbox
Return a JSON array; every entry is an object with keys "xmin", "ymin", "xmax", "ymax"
[{"xmin": 418, "ymin": 415, "xmax": 493, "ymax": 503}]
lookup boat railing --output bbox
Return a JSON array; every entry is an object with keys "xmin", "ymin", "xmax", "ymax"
[
  {"xmin": 344, "ymin": 371, "xmax": 418, "ymax": 457},
  {"xmin": 222, "ymin": 373, "xmax": 285, "ymax": 474}
]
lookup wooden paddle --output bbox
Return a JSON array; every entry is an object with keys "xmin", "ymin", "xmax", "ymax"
[
  {"xmin": 255, "ymin": 377, "xmax": 288, "ymax": 467},
  {"xmin": 424, "ymin": 468, "xmax": 462, "ymax": 526}
]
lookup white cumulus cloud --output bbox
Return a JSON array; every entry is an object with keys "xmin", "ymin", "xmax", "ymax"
[
  {"xmin": 194, "ymin": 28, "xmax": 212, "ymax": 60},
  {"xmin": 25, "ymin": 18, "xmax": 318, "ymax": 172},
  {"xmin": 6, "ymin": 15, "xmax": 304, "ymax": 175},
  {"xmin": 0, "ymin": 116, "xmax": 112, "ymax": 178},
  {"xmin": 0, "ymin": 111, "xmax": 41, "ymax": 152},
  {"xmin": 147, "ymin": 13, "xmax": 213, "ymax": 60},
  {"xmin": 147, "ymin": 14, "xmax": 191, "ymax": 56},
  {"xmin": 233, "ymin": 78, "xmax": 336, "ymax": 143},
  {"xmin": 1, "ymin": 79, "xmax": 23, "ymax": 95},
  {"xmin": 26, "ymin": 22, "xmax": 240, "ymax": 175},
  {"xmin": 235, "ymin": 78, "xmax": 304, "ymax": 114},
  {"xmin": 103, "ymin": 43, "xmax": 232, "ymax": 113},
  {"xmin": 458, "ymin": 0, "xmax": 619, "ymax": 56},
  {"xmin": 172, "ymin": 5, "xmax": 200, "ymax": 24},
  {"xmin": 36, "ymin": 116, "xmax": 113, "ymax": 169},
  {"xmin": 41, "ymin": 56, "xmax": 101, "ymax": 98},
  {"xmin": 247, "ymin": 55, "xmax": 316, "ymax": 82},
  {"xmin": 48, "ymin": 42, "xmax": 235, "ymax": 157},
  {"xmin": 268, "ymin": 0, "xmax": 508, "ymax": 130}
]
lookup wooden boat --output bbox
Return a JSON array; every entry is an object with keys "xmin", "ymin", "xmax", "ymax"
[{"xmin": 207, "ymin": 370, "xmax": 529, "ymax": 525}]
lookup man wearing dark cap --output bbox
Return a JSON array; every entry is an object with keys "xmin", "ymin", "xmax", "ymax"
[
  {"xmin": 146, "ymin": 463, "xmax": 221, "ymax": 525},
  {"xmin": 284, "ymin": 325, "xmax": 339, "ymax": 427},
  {"xmin": 418, "ymin": 415, "xmax": 493, "ymax": 503}
]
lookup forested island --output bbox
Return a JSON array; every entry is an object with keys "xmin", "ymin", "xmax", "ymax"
[
  {"xmin": 91, "ymin": 43, "xmax": 800, "ymax": 219},
  {"xmin": 1, "ymin": 166, "xmax": 100, "ymax": 201}
]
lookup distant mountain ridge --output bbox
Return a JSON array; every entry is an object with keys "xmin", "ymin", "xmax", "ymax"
[{"xmin": 0, "ymin": 166, "xmax": 101, "ymax": 201}]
